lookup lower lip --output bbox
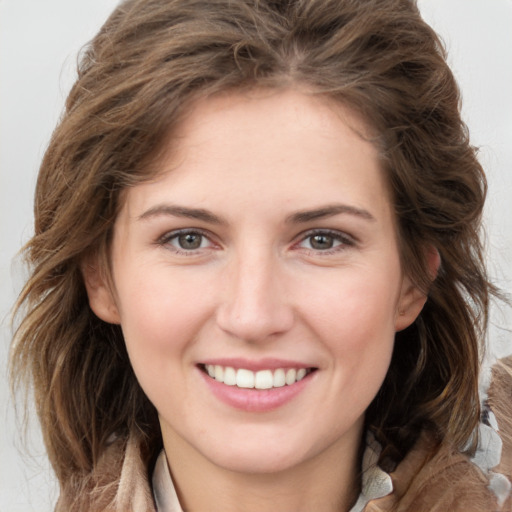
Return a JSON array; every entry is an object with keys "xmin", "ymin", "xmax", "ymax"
[{"xmin": 199, "ymin": 369, "xmax": 313, "ymax": 412}]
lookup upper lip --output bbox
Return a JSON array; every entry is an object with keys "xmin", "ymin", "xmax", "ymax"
[{"xmin": 198, "ymin": 358, "xmax": 315, "ymax": 372}]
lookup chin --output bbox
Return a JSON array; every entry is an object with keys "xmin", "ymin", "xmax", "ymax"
[{"xmin": 207, "ymin": 447, "xmax": 306, "ymax": 475}]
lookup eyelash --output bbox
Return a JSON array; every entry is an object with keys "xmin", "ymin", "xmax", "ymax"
[
  {"xmin": 157, "ymin": 228, "xmax": 216, "ymax": 255},
  {"xmin": 157, "ymin": 228, "xmax": 356, "ymax": 256},
  {"xmin": 294, "ymin": 229, "xmax": 356, "ymax": 255}
]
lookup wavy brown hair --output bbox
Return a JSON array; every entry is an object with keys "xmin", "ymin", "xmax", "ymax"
[{"xmin": 11, "ymin": 0, "xmax": 491, "ymax": 507}]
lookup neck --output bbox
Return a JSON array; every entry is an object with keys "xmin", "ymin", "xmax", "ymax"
[{"xmin": 161, "ymin": 428, "xmax": 363, "ymax": 512}]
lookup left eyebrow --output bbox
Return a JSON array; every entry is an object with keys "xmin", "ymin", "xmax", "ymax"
[
  {"xmin": 286, "ymin": 204, "xmax": 376, "ymax": 224},
  {"xmin": 137, "ymin": 204, "xmax": 227, "ymax": 225}
]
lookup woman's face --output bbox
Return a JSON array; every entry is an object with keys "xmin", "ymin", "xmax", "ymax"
[{"xmin": 87, "ymin": 89, "xmax": 425, "ymax": 475}]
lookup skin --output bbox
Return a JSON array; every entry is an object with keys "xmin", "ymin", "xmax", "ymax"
[{"xmin": 85, "ymin": 88, "xmax": 428, "ymax": 512}]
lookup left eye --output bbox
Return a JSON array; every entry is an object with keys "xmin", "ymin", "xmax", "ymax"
[
  {"xmin": 163, "ymin": 230, "xmax": 212, "ymax": 251},
  {"xmin": 306, "ymin": 234, "xmax": 338, "ymax": 250},
  {"xmin": 298, "ymin": 231, "xmax": 352, "ymax": 251}
]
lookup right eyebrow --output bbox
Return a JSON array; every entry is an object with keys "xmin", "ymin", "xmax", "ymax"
[{"xmin": 137, "ymin": 204, "xmax": 227, "ymax": 225}]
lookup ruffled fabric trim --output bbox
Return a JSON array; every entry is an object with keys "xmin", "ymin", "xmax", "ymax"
[{"xmin": 471, "ymin": 410, "xmax": 511, "ymax": 507}]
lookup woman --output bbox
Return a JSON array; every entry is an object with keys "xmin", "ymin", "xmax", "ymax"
[{"xmin": 11, "ymin": 0, "xmax": 511, "ymax": 510}]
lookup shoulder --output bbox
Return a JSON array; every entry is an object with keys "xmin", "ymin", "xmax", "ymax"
[
  {"xmin": 488, "ymin": 356, "xmax": 512, "ymax": 509},
  {"xmin": 389, "ymin": 433, "xmax": 498, "ymax": 512},
  {"xmin": 366, "ymin": 357, "xmax": 512, "ymax": 512},
  {"xmin": 56, "ymin": 432, "xmax": 156, "ymax": 512}
]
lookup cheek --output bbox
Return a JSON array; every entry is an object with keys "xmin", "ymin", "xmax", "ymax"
[
  {"xmin": 305, "ymin": 266, "xmax": 401, "ymax": 341},
  {"xmin": 114, "ymin": 268, "xmax": 210, "ymax": 382},
  {"xmin": 117, "ymin": 263, "xmax": 208, "ymax": 331},
  {"xmin": 301, "ymin": 266, "xmax": 400, "ymax": 389}
]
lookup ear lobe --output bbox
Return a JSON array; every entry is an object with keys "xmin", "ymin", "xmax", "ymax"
[
  {"xmin": 81, "ymin": 261, "xmax": 121, "ymax": 324},
  {"xmin": 395, "ymin": 246, "xmax": 440, "ymax": 332}
]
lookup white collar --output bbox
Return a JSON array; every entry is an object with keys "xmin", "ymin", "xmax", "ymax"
[
  {"xmin": 151, "ymin": 433, "xmax": 393, "ymax": 512},
  {"xmin": 152, "ymin": 449, "xmax": 183, "ymax": 512},
  {"xmin": 351, "ymin": 432, "xmax": 393, "ymax": 512}
]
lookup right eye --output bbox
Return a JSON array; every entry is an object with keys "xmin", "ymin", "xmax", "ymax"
[{"xmin": 159, "ymin": 229, "xmax": 214, "ymax": 254}]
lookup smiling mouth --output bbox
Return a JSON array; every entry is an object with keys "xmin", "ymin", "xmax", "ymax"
[{"xmin": 199, "ymin": 364, "xmax": 317, "ymax": 390}]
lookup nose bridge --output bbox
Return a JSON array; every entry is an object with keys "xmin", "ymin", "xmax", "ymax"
[{"xmin": 216, "ymin": 242, "xmax": 293, "ymax": 342}]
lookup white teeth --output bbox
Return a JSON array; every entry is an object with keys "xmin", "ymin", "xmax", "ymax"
[
  {"xmin": 255, "ymin": 370, "xmax": 273, "ymax": 389},
  {"xmin": 236, "ymin": 368, "xmax": 255, "ymax": 388},
  {"xmin": 214, "ymin": 365, "xmax": 224, "ymax": 381},
  {"xmin": 223, "ymin": 366, "xmax": 237, "ymax": 386},
  {"xmin": 285, "ymin": 368, "xmax": 297, "ymax": 385},
  {"xmin": 296, "ymin": 368, "xmax": 307, "ymax": 381},
  {"xmin": 204, "ymin": 365, "xmax": 311, "ymax": 389},
  {"xmin": 273, "ymin": 368, "xmax": 286, "ymax": 387}
]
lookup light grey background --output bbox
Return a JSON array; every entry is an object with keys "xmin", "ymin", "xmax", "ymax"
[{"xmin": 1, "ymin": 1, "xmax": 511, "ymax": 510}]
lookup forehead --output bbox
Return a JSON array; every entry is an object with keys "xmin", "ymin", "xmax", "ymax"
[
  {"xmin": 144, "ymin": 87, "xmax": 380, "ymax": 174},
  {"xmin": 176, "ymin": 87, "xmax": 378, "ymax": 155},
  {"xmin": 119, "ymin": 88, "xmax": 391, "ymax": 223}
]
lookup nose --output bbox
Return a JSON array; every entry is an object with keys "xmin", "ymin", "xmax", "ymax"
[{"xmin": 215, "ymin": 249, "xmax": 294, "ymax": 343}]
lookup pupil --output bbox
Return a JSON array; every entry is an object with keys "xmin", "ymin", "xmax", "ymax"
[
  {"xmin": 179, "ymin": 233, "xmax": 202, "ymax": 249},
  {"xmin": 311, "ymin": 234, "xmax": 333, "ymax": 250}
]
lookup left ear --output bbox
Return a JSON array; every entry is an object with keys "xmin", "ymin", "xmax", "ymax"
[{"xmin": 395, "ymin": 246, "xmax": 440, "ymax": 332}]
